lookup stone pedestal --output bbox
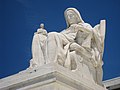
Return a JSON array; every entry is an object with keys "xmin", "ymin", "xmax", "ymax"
[{"xmin": 0, "ymin": 63, "xmax": 107, "ymax": 90}]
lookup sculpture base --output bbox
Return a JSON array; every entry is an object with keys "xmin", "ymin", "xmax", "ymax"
[{"xmin": 0, "ymin": 63, "xmax": 107, "ymax": 90}]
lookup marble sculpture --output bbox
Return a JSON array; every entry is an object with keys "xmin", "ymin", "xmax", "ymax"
[{"xmin": 29, "ymin": 8, "xmax": 106, "ymax": 86}]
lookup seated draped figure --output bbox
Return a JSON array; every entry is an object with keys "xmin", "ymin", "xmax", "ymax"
[{"xmin": 29, "ymin": 8, "xmax": 106, "ymax": 87}]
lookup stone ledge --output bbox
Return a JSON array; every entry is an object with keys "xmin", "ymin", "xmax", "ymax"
[
  {"xmin": 103, "ymin": 77, "xmax": 120, "ymax": 89},
  {"xmin": 0, "ymin": 63, "xmax": 107, "ymax": 90}
]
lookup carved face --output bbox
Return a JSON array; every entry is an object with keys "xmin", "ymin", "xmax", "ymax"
[
  {"xmin": 66, "ymin": 10, "xmax": 78, "ymax": 25},
  {"xmin": 64, "ymin": 8, "xmax": 84, "ymax": 27}
]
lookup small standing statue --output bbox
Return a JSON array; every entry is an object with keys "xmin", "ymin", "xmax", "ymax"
[
  {"xmin": 29, "ymin": 8, "xmax": 106, "ymax": 86},
  {"xmin": 29, "ymin": 23, "xmax": 47, "ymax": 68}
]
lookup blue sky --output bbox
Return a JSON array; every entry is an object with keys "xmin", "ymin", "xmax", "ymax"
[{"xmin": 0, "ymin": 0, "xmax": 120, "ymax": 80}]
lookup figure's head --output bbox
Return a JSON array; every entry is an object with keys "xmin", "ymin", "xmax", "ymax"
[
  {"xmin": 64, "ymin": 8, "xmax": 84, "ymax": 27},
  {"xmin": 40, "ymin": 23, "xmax": 44, "ymax": 29}
]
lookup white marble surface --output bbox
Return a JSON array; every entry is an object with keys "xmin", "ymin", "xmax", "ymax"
[
  {"xmin": 29, "ymin": 8, "xmax": 106, "ymax": 86},
  {"xmin": 103, "ymin": 77, "xmax": 120, "ymax": 89},
  {"xmin": 0, "ymin": 63, "xmax": 107, "ymax": 90}
]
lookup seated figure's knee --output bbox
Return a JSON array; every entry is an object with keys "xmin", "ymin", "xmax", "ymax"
[
  {"xmin": 48, "ymin": 32, "xmax": 58, "ymax": 40},
  {"xmin": 48, "ymin": 32, "xmax": 58, "ymax": 36}
]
